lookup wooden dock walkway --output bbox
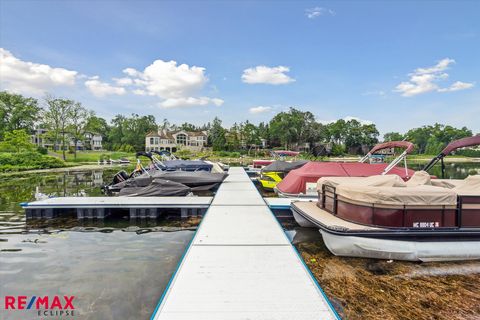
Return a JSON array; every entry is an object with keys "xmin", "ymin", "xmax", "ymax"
[{"xmin": 151, "ymin": 167, "xmax": 339, "ymax": 320}]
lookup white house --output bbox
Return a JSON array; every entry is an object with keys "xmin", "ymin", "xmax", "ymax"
[
  {"xmin": 146, "ymin": 129, "xmax": 208, "ymax": 152},
  {"xmin": 31, "ymin": 128, "xmax": 103, "ymax": 151}
]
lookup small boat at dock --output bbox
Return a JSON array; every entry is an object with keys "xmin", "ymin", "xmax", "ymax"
[{"xmin": 259, "ymin": 160, "xmax": 308, "ymax": 190}]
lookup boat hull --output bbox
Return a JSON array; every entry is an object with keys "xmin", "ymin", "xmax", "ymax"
[
  {"xmin": 320, "ymin": 231, "xmax": 480, "ymax": 262},
  {"xmin": 292, "ymin": 209, "xmax": 317, "ymax": 228},
  {"xmin": 291, "ymin": 201, "xmax": 480, "ymax": 262}
]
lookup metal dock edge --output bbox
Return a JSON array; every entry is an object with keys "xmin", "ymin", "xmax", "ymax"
[{"xmin": 151, "ymin": 167, "xmax": 340, "ymax": 320}]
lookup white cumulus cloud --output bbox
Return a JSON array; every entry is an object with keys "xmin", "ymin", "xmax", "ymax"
[
  {"xmin": 160, "ymin": 97, "xmax": 224, "ymax": 109},
  {"xmin": 0, "ymin": 48, "xmax": 78, "ymax": 95},
  {"xmin": 125, "ymin": 60, "xmax": 208, "ymax": 98},
  {"xmin": 121, "ymin": 59, "xmax": 223, "ymax": 108},
  {"xmin": 249, "ymin": 106, "xmax": 272, "ymax": 114},
  {"xmin": 395, "ymin": 58, "xmax": 474, "ymax": 97},
  {"xmin": 242, "ymin": 65, "xmax": 295, "ymax": 85},
  {"xmin": 84, "ymin": 77, "xmax": 126, "ymax": 97},
  {"xmin": 438, "ymin": 81, "xmax": 475, "ymax": 92},
  {"xmin": 305, "ymin": 7, "xmax": 335, "ymax": 19},
  {"xmin": 113, "ymin": 77, "xmax": 133, "ymax": 86}
]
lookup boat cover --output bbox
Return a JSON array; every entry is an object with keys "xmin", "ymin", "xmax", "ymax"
[
  {"xmin": 454, "ymin": 175, "xmax": 480, "ymax": 196},
  {"xmin": 160, "ymin": 160, "xmax": 213, "ymax": 172},
  {"xmin": 276, "ymin": 161, "xmax": 415, "ymax": 195},
  {"xmin": 318, "ymin": 175, "xmax": 458, "ymax": 206},
  {"xmin": 272, "ymin": 150, "xmax": 300, "ymax": 157},
  {"xmin": 405, "ymin": 171, "xmax": 432, "ymax": 187},
  {"xmin": 119, "ymin": 179, "xmax": 191, "ymax": 197},
  {"xmin": 261, "ymin": 160, "xmax": 308, "ymax": 173},
  {"xmin": 335, "ymin": 183, "xmax": 457, "ymax": 206},
  {"xmin": 317, "ymin": 175, "xmax": 407, "ymax": 191},
  {"xmin": 112, "ymin": 171, "xmax": 228, "ymax": 191}
]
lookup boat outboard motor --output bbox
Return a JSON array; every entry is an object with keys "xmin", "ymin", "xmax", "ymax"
[
  {"xmin": 136, "ymin": 151, "xmax": 154, "ymax": 160},
  {"xmin": 112, "ymin": 170, "xmax": 130, "ymax": 184}
]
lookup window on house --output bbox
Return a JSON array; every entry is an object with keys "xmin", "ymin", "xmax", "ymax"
[
  {"xmin": 176, "ymin": 134, "xmax": 187, "ymax": 145},
  {"xmin": 150, "ymin": 137, "xmax": 154, "ymax": 144}
]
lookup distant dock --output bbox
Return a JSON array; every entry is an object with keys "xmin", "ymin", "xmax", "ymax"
[{"xmin": 151, "ymin": 167, "xmax": 339, "ymax": 319}]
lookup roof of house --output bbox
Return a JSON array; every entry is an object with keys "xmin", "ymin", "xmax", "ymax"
[
  {"xmin": 147, "ymin": 129, "xmax": 207, "ymax": 139},
  {"xmin": 188, "ymin": 131, "xmax": 208, "ymax": 137},
  {"xmin": 146, "ymin": 131, "xmax": 160, "ymax": 137}
]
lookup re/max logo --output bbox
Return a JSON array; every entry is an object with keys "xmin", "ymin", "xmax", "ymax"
[{"xmin": 4, "ymin": 296, "xmax": 75, "ymax": 310}]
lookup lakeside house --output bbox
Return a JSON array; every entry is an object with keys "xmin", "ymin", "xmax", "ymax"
[
  {"xmin": 145, "ymin": 129, "xmax": 208, "ymax": 152},
  {"xmin": 31, "ymin": 128, "xmax": 103, "ymax": 151}
]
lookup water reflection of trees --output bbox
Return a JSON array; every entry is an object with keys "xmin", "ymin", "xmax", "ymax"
[{"xmin": 0, "ymin": 169, "xmax": 117, "ymax": 214}]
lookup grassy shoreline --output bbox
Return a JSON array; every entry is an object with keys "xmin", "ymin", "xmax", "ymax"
[{"xmin": 1, "ymin": 151, "xmax": 478, "ymax": 175}]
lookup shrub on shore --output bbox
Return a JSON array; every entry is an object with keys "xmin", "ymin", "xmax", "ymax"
[{"xmin": 0, "ymin": 152, "xmax": 66, "ymax": 172}]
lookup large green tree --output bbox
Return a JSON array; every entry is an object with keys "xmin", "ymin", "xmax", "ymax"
[
  {"xmin": 269, "ymin": 108, "xmax": 323, "ymax": 149},
  {"xmin": 68, "ymin": 103, "xmax": 91, "ymax": 159},
  {"xmin": 208, "ymin": 117, "xmax": 226, "ymax": 151},
  {"xmin": 0, "ymin": 91, "xmax": 41, "ymax": 139},
  {"xmin": 406, "ymin": 124, "xmax": 472, "ymax": 154},
  {"xmin": 108, "ymin": 114, "xmax": 157, "ymax": 151},
  {"xmin": 43, "ymin": 96, "xmax": 74, "ymax": 160},
  {"xmin": 383, "ymin": 132, "xmax": 405, "ymax": 142}
]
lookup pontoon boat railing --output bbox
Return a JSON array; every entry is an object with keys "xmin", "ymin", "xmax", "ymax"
[
  {"xmin": 359, "ymin": 141, "xmax": 415, "ymax": 176},
  {"xmin": 423, "ymin": 135, "xmax": 480, "ymax": 178}
]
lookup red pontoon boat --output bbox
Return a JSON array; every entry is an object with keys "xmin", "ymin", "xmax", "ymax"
[
  {"xmin": 275, "ymin": 141, "xmax": 416, "ymax": 198},
  {"xmin": 290, "ymin": 135, "xmax": 480, "ymax": 261}
]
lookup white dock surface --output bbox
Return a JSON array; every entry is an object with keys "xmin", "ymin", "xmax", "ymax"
[{"xmin": 152, "ymin": 167, "xmax": 338, "ymax": 320}]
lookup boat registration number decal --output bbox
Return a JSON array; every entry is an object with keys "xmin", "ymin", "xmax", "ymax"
[{"xmin": 413, "ymin": 222, "xmax": 440, "ymax": 228}]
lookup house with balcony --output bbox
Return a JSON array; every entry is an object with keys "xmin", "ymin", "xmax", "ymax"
[
  {"xmin": 145, "ymin": 129, "xmax": 208, "ymax": 153},
  {"xmin": 31, "ymin": 128, "xmax": 103, "ymax": 151}
]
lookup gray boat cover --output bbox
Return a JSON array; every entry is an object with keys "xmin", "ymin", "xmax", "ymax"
[
  {"xmin": 119, "ymin": 179, "xmax": 191, "ymax": 197},
  {"xmin": 160, "ymin": 160, "xmax": 212, "ymax": 171},
  {"xmin": 112, "ymin": 171, "xmax": 228, "ymax": 191},
  {"xmin": 261, "ymin": 160, "xmax": 309, "ymax": 173}
]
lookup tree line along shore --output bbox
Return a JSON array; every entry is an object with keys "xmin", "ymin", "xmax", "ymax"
[{"xmin": 1, "ymin": 91, "xmax": 479, "ymax": 173}]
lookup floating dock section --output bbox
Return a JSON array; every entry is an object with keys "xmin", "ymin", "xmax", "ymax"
[
  {"xmin": 152, "ymin": 167, "xmax": 338, "ymax": 320},
  {"xmin": 21, "ymin": 197, "xmax": 212, "ymax": 219}
]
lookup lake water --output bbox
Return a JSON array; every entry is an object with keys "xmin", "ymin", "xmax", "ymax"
[
  {"xmin": 0, "ymin": 166, "xmax": 197, "ymax": 320},
  {"xmin": 1, "ymin": 162, "xmax": 479, "ymax": 319}
]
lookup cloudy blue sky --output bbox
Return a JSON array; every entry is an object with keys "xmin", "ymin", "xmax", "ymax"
[{"xmin": 1, "ymin": 1, "xmax": 479, "ymax": 134}]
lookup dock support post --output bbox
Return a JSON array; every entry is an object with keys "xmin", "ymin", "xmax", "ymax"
[
  {"xmin": 44, "ymin": 209, "xmax": 54, "ymax": 219},
  {"xmin": 129, "ymin": 208, "xmax": 137, "ymax": 219},
  {"xmin": 77, "ymin": 208, "xmax": 85, "ymax": 219},
  {"xmin": 149, "ymin": 209, "xmax": 158, "ymax": 219},
  {"xmin": 180, "ymin": 208, "xmax": 188, "ymax": 218}
]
